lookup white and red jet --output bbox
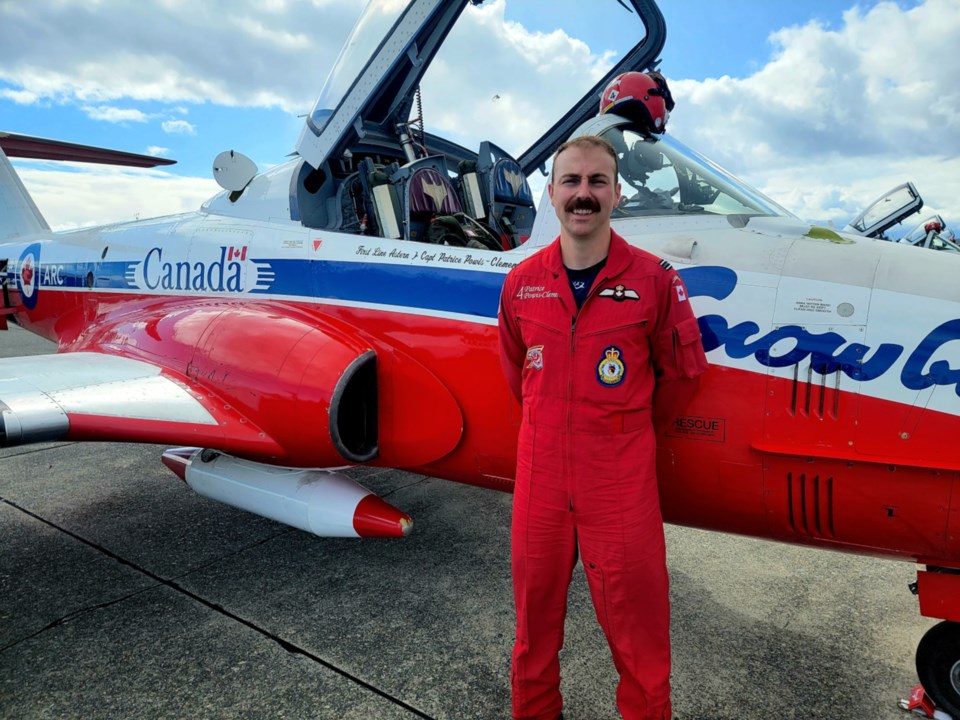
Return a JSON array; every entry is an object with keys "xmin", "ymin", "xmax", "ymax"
[{"xmin": 1, "ymin": 0, "xmax": 959, "ymax": 712}]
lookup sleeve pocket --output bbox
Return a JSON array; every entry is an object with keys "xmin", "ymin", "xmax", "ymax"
[{"xmin": 672, "ymin": 316, "xmax": 709, "ymax": 378}]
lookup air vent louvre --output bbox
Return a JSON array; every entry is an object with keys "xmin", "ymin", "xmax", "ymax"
[
  {"xmin": 785, "ymin": 471, "xmax": 835, "ymax": 539},
  {"xmin": 789, "ymin": 363, "xmax": 841, "ymax": 419}
]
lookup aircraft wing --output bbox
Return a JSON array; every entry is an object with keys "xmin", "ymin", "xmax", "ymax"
[{"xmin": 0, "ymin": 352, "xmax": 280, "ymax": 454}]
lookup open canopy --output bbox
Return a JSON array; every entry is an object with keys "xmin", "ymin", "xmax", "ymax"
[{"xmin": 295, "ymin": 0, "xmax": 666, "ymax": 176}]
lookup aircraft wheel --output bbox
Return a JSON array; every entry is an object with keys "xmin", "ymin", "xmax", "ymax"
[{"xmin": 916, "ymin": 620, "xmax": 960, "ymax": 717}]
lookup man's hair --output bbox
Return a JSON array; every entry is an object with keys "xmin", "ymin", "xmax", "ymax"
[{"xmin": 550, "ymin": 135, "xmax": 619, "ymax": 184}]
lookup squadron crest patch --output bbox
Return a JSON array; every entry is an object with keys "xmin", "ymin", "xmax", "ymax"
[
  {"xmin": 596, "ymin": 346, "xmax": 626, "ymax": 387},
  {"xmin": 526, "ymin": 345, "xmax": 544, "ymax": 370},
  {"xmin": 598, "ymin": 284, "xmax": 639, "ymax": 302}
]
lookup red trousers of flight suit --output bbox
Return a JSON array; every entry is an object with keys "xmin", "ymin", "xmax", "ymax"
[
  {"xmin": 511, "ymin": 412, "xmax": 671, "ymax": 720},
  {"xmin": 499, "ymin": 232, "xmax": 706, "ymax": 720}
]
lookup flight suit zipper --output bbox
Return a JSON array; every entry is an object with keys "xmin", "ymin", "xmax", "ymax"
[
  {"xmin": 565, "ymin": 275, "xmax": 610, "ymax": 513},
  {"xmin": 567, "ymin": 313, "xmax": 575, "ymax": 512}
]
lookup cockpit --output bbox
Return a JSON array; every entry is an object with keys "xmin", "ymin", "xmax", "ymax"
[
  {"xmin": 246, "ymin": 0, "xmax": 789, "ymax": 248},
  {"xmin": 286, "ymin": 0, "xmax": 667, "ymax": 250},
  {"xmin": 294, "ymin": 130, "xmax": 533, "ymax": 251},
  {"xmin": 603, "ymin": 125, "xmax": 791, "ymax": 219}
]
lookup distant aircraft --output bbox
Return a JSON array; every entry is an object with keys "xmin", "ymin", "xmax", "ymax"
[{"xmin": 2, "ymin": 0, "xmax": 958, "ymax": 713}]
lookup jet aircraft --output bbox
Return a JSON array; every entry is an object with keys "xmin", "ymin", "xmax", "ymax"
[{"xmin": 1, "ymin": 0, "xmax": 958, "ymax": 713}]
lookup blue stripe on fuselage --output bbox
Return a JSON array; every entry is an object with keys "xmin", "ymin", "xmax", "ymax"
[
  {"xmin": 58, "ymin": 258, "xmax": 509, "ymax": 319},
  {"xmin": 38, "ymin": 257, "xmax": 728, "ymax": 321},
  {"xmin": 302, "ymin": 260, "xmax": 506, "ymax": 318}
]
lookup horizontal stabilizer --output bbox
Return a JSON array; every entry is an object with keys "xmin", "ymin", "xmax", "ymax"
[{"xmin": 0, "ymin": 132, "xmax": 176, "ymax": 167}]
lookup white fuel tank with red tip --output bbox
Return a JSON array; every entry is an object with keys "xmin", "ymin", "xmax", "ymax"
[{"xmin": 161, "ymin": 448, "xmax": 412, "ymax": 538}]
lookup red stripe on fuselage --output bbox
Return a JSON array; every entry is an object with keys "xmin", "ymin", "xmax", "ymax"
[{"xmin": 15, "ymin": 288, "xmax": 960, "ymax": 565}]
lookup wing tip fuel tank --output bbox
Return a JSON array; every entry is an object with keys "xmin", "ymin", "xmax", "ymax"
[
  {"xmin": 0, "ymin": 397, "xmax": 69, "ymax": 446},
  {"xmin": 161, "ymin": 448, "xmax": 412, "ymax": 538}
]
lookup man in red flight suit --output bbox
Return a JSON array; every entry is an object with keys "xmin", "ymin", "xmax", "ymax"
[{"xmin": 498, "ymin": 135, "xmax": 708, "ymax": 720}]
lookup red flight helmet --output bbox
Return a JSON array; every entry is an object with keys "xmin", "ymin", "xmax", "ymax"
[{"xmin": 599, "ymin": 71, "xmax": 674, "ymax": 134}]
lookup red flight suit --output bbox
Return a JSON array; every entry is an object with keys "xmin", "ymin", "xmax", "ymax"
[{"xmin": 498, "ymin": 230, "xmax": 708, "ymax": 720}]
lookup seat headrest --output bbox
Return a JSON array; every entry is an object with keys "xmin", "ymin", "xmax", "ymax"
[
  {"xmin": 492, "ymin": 158, "xmax": 533, "ymax": 205},
  {"xmin": 409, "ymin": 167, "xmax": 461, "ymax": 215}
]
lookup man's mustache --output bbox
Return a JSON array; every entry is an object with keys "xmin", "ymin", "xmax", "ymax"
[{"xmin": 566, "ymin": 197, "xmax": 601, "ymax": 213}]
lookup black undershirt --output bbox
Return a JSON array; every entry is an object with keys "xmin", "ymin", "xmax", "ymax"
[{"xmin": 564, "ymin": 258, "xmax": 607, "ymax": 309}]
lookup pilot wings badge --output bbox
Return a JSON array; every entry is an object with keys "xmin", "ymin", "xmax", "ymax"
[{"xmin": 598, "ymin": 284, "xmax": 639, "ymax": 302}]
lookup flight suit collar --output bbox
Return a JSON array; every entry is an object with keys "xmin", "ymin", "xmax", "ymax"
[
  {"xmin": 543, "ymin": 229, "xmax": 632, "ymax": 282},
  {"xmin": 540, "ymin": 230, "xmax": 633, "ymax": 318}
]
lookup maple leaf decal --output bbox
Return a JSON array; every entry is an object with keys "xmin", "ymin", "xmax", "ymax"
[{"xmin": 21, "ymin": 258, "xmax": 34, "ymax": 286}]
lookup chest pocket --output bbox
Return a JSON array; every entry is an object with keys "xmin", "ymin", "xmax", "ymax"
[
  {"xmin": 581, "ymin": 317, "xmax": 653, "ymax": 376},
  {"xmin": 570, "ymin": 301, "xmax": 655, "ymax": 424},
  {"xmin": 514, "ymin": 311, "xmax": 569, "ymax": 402}
]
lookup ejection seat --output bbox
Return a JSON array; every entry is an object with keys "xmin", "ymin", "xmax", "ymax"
[
  {"xmin": 396, "ymin": 158, "xmax": 462, "ymax": 243},
  {"xmin": 476, "ymin": 141, "xmax": 535, "ymax": 248}
]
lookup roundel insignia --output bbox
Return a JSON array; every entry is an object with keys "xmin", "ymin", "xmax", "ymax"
[
  {"xmin": 597, "ymin": 346, "xmax": 626, "ymax": 387},
  {"xmin": 17, "ymin": 243, "xmax": 41, "ymax": 310}
]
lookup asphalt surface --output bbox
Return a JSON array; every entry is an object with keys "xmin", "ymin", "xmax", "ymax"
[{"xmin": 0, "ymin": 323, "xmax": 939, "ymax": 720}]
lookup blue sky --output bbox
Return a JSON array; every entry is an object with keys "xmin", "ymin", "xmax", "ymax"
[{"xmin": 1, "ymin": 0, "xmax": 957, "ymax": 232}]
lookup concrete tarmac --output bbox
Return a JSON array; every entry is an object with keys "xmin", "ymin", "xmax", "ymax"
[{"xmin": 0, "ymin": 324, "xmax": 937, "ymax": 719}]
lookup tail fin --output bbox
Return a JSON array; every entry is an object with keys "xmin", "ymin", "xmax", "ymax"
[{"xmin": 0, "ymin": 146, "xmax": 50, "ymax": 242}]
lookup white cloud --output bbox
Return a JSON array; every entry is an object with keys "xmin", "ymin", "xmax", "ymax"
[
  {"xmin": 161, "ymin": 120, "xmax": 196, "ymax": 135},
  {"xmin": 1, "ymin": 87, "xmax": 40, "ymax": 104},
  {"xmin": 0, "ymin": 0, "xmax": 363, "ymax": 113},
  {"xmin": 147, "ymin": 146, "xmax": 171, "ymax": 157},
  {"xmin": 668, "ymin": 0, "xmax": 960, "ymax": 226},
  {"xmin": 419, "ymin": 0, "xmax": 627, "ymax": 156},
  {"xmin": 83, "ymin": 105, "xmax": 149, "ymax": 123},
  {"xmin": 12, "ymin": 162, "xmax": 218, "ymax": 231}
]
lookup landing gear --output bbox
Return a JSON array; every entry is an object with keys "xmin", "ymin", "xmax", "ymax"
[{"xmin": 917, "ymin": 621, "xmax": 960, "ymax": 717}]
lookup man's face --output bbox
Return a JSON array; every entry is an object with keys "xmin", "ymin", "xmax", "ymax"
[{"xmin": 548, "ymin": 144, "xmax": 621, "ymax": 242}]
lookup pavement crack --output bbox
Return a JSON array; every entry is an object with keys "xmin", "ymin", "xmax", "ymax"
[
  {"xmin": 381, "ymin": 475, "xmax": 430, "ymax": 499},
  {"xmin": 0, "ymin": 584, "xmax": 159, "ymax": 653},
  {"xmin": 169, "ymin": 527, "xmax": 295, "ymax": 581},
  {"xmin": 1, "ymin": 498, "xmax": 439, "ymax": 720},
  {"xmin": 0, "ymin": 441, "xmax": 78, "ymax": 459}
]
